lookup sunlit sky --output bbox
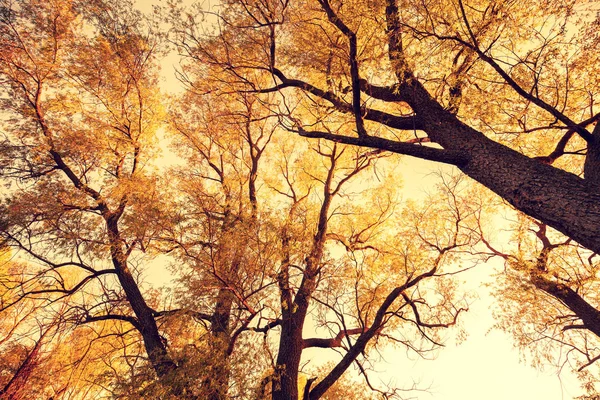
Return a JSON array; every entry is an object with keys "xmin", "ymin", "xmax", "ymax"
[
  {"xmin": 301, "ymin": 158, "xmax": 584, "ymax": 399},
  {"xmin": 134, "ymin": 0, "xmax": 585, "ymax": 398},
  {"xmin": 361, "ymin": 160, "xmax": 582, "ymax": 400}
]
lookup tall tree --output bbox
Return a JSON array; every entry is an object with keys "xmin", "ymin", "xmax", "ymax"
[
  {"xmin": 5, "ymin": 0, "xmax": 600, "ymax": 397},
  {"xmin": 166, "ymin": 87, "xmax": 279, "ymax": 399},
  {"xmin": 169, "ymin": 0, "xmax": 600, "ymax": 391},
  {"xmin": 164, "ymin": 57, "xmax": 476, "ymax": 398},
  {"xmin": 170, "ymin": 0, "xmax": 600, "ymax": 251},
  {"xmin": 0, "ymin": 0, "xmax": 184, "ymax": 394}
]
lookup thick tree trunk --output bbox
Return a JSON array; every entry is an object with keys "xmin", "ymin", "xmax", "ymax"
[
  {"xmin": 398, "ymin": 79, "xmax": 600, "ymax": 254},
  {"xmin": 295, "ymin": 76, "xmax": 600, "ymax": 253},
  {"xmin": 532, "ymin": 275, "xmax": 600, "ymax": 338},
  {"xmin": 584, "ymin": 123, "xmax": 600, "ymax": 186},
  {"xmin": 272, "ymin": 306, "xmax": 306, "ymax": 400},
  {"xmin": 273, "ymin": 172, "xmax": 332, "ymax": 400},
  {"xmin": 273, "ymin": 255, "xmax": 321, "ymax": 400}
]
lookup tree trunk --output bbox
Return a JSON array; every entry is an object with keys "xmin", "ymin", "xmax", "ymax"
[
  {"xmin": 273, "ymin": 265, "xmax": 322, "ymax": 400},
  {"xmin": 105, "ymin": 214, "xmax": 177, "ymax": 378},
  {"xmin": 532, "ymin": 275, "xmax": 600, "ymax": 338},
  {"xmin": 584, "ymin": 123, "xmax": 600, "ymax": 186},
  {"xmin": 398, "ymin": 79, "xmax": 600, "ymax": 254},
  {"xmin": 294, "ymin": 76, "xmax": 600, "ymax": 253},
  {"xmin": 272, "ymin": 305, "xmax": 306, "ymax": 400},
  {"xmin": 204, "ymin": 289, "xmax": 234, "ymax": 400}
]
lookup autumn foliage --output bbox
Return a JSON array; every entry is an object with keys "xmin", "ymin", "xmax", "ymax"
[{"xmin": 1, "ymin": 0, "xmax": 600, "ymax": 398}]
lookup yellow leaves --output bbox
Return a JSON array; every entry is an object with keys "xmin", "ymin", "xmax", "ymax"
[
  {"xmin": 1, "ymin": 1, "xmax": 165, "ymax": 198},
  {"xmin": 0, "ymin": 0, "xmax": 77, "ymax": 67},
  {"xmin": 9, "ymin": 0, "xmax": 600, "ymax": 395},
  {"xmin": 487, "ymin": 208, "xmax": 600, "ymax": 379}
]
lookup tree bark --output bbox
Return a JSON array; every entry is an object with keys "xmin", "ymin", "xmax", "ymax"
[
  {"xmin": 283, "ymin": 0, "xmax": 600, "ymax": 255},
  {"xmin": 272, "ymin": 301, "xmax": 307, "ymax": 400},
  {"xmin": 273, "ymin": 248, "xmax": 324, "ymax": 400},
  {"xmin": 311, "ymin": 77, "xmax": 600, "ymax": 253},
  {"xmin": 204, "ymin": 278, "xmax": 235, "ymax": 400},
  {"xmin": 532, "ymin": 275, "xmax": 600, "ymax": 339},
  {"xmin": 272, "ymin": 154, "xmax": 335, "ymax": 400},
  {"xmin": 398, "ymin": 78, "xmax": 600, "ymax": 254},
  {"xmin": 105, "ymin": 212, "xmax": 177, "ymax": 378},
  {"xmin": 584, "ymin": 122, "xmax": 600, "ymax": 186}
]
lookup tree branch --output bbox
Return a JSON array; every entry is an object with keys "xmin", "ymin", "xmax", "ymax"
[
  {"xmin": 81, "ymin": 314, "xmax": 142, "ymax": 332},
  {"xmin": 259, "ymin": 70, "xmax": 422, "ymax": 130},
  {"xmin": 317, "ymin": 0, "xmax": 366, "ymax": 137},
  {"xmin": 303, "ymin": 327, "xmax": 366, "ymax": 349},
  {"xmin": 296, "ymin": 129, "xmax": 468, "ymax": 166}
]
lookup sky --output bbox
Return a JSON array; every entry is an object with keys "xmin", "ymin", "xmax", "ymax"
[
  {"xmin": 380, "ymin": 252, "xmax": 580, "ymax": 400},
  {"xmin": 133, "ymin": 0, "xmax": 586, "ymax": 398},
  {"xmin": 303, "ymin": 158, "xmax": 583, "ymax": 400}
]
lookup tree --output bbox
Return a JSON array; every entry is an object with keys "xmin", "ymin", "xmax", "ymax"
[
  {"xmin": 0, "ymin": 247, "xmax": 126, "ymax": 399},
  {"xmin": 479, "ymin": 208, "xmax": 600, "ymax": 396},
  {"xmin": 3, "ymin": 0, "xmax": 600, "ymax": 398},
  {"xmin": 169, "ymin": 0, "xmax": 600, "ymax": 393},
  {"xmin": 0, "ymin": 0, "xmax": 184, "ymax": 393},
  {"xmin": 0, "ymin": 1, "xmax": 474, "ymax": 398},
  {"xmin": 165, "ymin": 87, "xmax": 280, "ymax": 399},
  {"xmin": 163, "ymin": 63, "xmax": 477, "ymax": 398},
  {"xmin": 172, "ymin": 0, "xmax": 600, "ymax": 251}
]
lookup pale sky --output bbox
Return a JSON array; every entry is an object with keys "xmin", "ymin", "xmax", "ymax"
[
  {"xmin": 383, "ymin": 159, "xmax": 582, "ymax": 400},
  {"xmin": 134, "ymin": 0, "xmax": 586, "ymax": 398},
  {"xmin": 298, "ymin": 158, "xmax": 583, "ymax": 399}
]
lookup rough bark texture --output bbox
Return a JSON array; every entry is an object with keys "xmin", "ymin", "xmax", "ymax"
[
  {"xmin": 584, "ymin": 123, "xmax": 600, "ymax": 186},
  {"xmin": 532, "ymin": 275, "xmax": 600, "ymax": 338},
  {"xmin": 289, "ymin": 0, "xmax": 600, "ymax": 256},
  {"xmin": 400, "ymin": 79, "xmax": 600, "ymax": 254},
  {"xmin": 205, "ymin": 276, "xmax": 235, "ymax": 400},
  {"xmin": 305, "ymin": 79, "xmax": 600, "ymax": 254},
  {"xmin": 272, "ymin": 302, "xmax": 307, "ymax": 400},
  {"xmin": 273, "ymin": 246, "xmax": 324, "ymax": 400}
]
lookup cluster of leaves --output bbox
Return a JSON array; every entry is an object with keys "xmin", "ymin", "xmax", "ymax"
[
  {"xmin": 0, "ymin": 0, "xmax": 482, "ymax": 398},
  {"xmin": 2, "ymin": 0, "xmax": 600, "ymax": 398}
]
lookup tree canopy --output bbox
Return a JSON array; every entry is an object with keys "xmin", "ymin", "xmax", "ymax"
[{"xmin": 1, "ymin": 0, "xmax": 600, "ymax": 398}]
